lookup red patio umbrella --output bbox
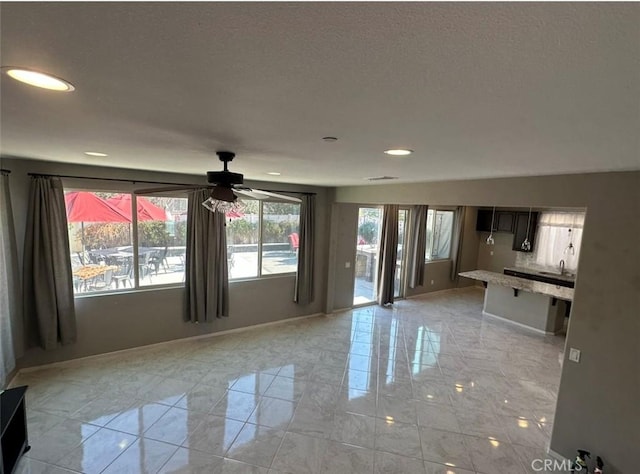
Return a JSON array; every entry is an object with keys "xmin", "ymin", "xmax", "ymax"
[
  {"xmin": 106, "ymin": 194, "xmax": 167, "ymax": 221},
  {"xmin": 65, "ymin": 192, "xmax": 132, "ymax": 263},
  {"xmin": 65, "ymin": 191, "xmax": 131, "ymax": 223}
]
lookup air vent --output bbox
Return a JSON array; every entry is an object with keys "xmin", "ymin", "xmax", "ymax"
[{"xmin": 365, "ymin": 176, "xmax": 399, "ymax": 181}]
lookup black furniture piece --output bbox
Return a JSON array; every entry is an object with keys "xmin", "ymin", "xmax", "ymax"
[{"xmin": 1, "ymin": 385, "xmax": 30, "ymax": 474}]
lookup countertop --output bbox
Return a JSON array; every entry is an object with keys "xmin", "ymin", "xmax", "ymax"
[
  {"xmin": 459, "ymin": 270, "xmax": 574, "ymax": 301},
  {"xmin": 504, "ymin": 266, "xmax": 576, "ymax": 283}
]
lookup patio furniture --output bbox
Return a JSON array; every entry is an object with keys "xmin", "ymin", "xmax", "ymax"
[
  {"xmin": 288, "ymin": 232, "xmax": 299, "ymax": 252},
  {"xmin": 112, "ymin": 258, "xmax": 133, "ymax": 288},
  {"xmin": 89, "ymin": 268, "xmax": 114, "ymax": 291},
  {"xmin": 149, "ymin": 246, "xmax": 169, "ymax": 274},
  {"xmin": 72, "ymin": 265, "xmax": 118, "ymax": 292}
]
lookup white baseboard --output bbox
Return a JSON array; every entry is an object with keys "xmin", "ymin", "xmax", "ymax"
[
  {"xmin": 482, "ymin": 310, "xmax": 555, "ymax": 335},
  {"xmin": 17, "ymin": 312, "xmax": 325, "ymax": 374}
]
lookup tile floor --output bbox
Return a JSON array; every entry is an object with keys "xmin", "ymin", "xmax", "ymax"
[{"xmin": 11, "ymin": 288, "xmax": 568, "ymax": 474}]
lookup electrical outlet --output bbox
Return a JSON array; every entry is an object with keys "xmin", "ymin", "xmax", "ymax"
[
  {"xmin": 430, "ymin": 280, "xmax": 435, "ymax": 285},
  {"xmin": 490, "ymin": 251, "xmax": 494, "ymax": 256},
  {"xmin": 569, "ymin": 348, "xmax": 581, "ymax": 363},
  {"xmin": 345, "ymin": 262, "xmax": 351, "ymax": 268}
]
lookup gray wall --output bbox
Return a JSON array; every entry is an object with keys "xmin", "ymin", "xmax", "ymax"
[
  {"xmin": 335, "ymin": 171, "xmax": 640, "ymax": 474},
  {"xmin": 3, "ymin": 157, "xmax": 330, "ymax": 368},
  {"xmin": 476, "ymin": 231, "xmax": 518, "ymax": 273},
  {"xmin": 330, "ymin": 203, "xmax": 359, "ymax": 310}
]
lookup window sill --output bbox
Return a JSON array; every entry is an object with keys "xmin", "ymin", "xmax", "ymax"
[
  {"xmin": 74, "ymin": 283, "xmax": 185, "ymax": 298},
  {"xmin": 424, "ymin": 258, "xmax": 452, "ymax": 264},
  {"xmin": 229, "ymin": 272, "xmax": 296, "ymax": 283}
]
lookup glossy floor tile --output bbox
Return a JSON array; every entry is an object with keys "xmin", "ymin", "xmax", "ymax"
[{"xmin": 12, "ymin": 288, "xmax": 565, "ymax": 473}]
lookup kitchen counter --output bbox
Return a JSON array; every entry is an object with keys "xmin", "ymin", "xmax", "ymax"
[
  {"xmin": 458, "ymin": 270, "xmax": 572, "ymax": 334},
  {"xmin": 503, "ymin": 266, "xmax": 576, "ymax": 284},
  {"xmin": 460, "ymin": 270, "xmax": 574, "ymax": 301}
]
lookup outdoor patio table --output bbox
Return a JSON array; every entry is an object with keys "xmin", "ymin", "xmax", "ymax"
[{"xmin": 73, "ymin": 265, "xmax": 118, "ymax": 291}]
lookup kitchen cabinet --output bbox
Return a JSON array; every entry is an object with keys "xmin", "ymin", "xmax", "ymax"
[
  {"xmin": 476, "ymin": 210, "xmax": 516, "ymax": 233},
  {"xmin": 512, "ymin": 211, "xmax": 538, "ymax": 252}
]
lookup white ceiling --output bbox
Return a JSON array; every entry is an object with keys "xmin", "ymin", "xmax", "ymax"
[{"xmin": 1, "ymin": 3, "xmax": 638, "ymax": 186}]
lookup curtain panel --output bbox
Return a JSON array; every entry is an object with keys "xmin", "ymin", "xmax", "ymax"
[
  {"xmin": 407, "ymin": 205, "xmax": 428, "ymax": 289},
  {"xmin": 1, "ymin": 171, "xmax": 22, "ymax": 386},
  {"xmin": 294, "ymin": 195, "xmax": 315, "ymax": 305},
  {"xmin": 23, "ymin": 176, "xmax": 76, "ymax": 350},
  {"xmin": 185, "ymin": 189, "xmax": 229, "ymax": 322},
  {"xmin": 377, "ymin": 204, "xmax": 399, "ymax": 305},
  {"xmin": 450, "ymin": 206, "xmax": 467, "ymax": 281}
]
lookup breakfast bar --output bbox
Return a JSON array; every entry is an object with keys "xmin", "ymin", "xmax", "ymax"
[{"xmin": 459, "ymin": 270, "xmax": 574, "ymax": 334}]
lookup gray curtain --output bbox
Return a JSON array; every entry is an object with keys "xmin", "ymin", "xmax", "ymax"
[
  {"xmin": 294, "ymin": 195, "xmax": 315, "ymax": 305},
  {"xmin": 185, "ymin": 189, "xmax": 229, "ymax": 322},
  {"xmin": 23, "ymin": 176, "xmax": 76, "ymax": 350},
  {"xmin": 407, "ymin": 205, "xmax": 428, "ymax": 289},
  {"xmin": 1, "ymin": 171, "xmax": 22, "ymax": 386},
  {"xmin": 450, "ymin": 206, "xmax": 467, "ymax": 281},
  {"xmin": 377, "ymin": 204, "xmax": 399, "ymax": 305}
]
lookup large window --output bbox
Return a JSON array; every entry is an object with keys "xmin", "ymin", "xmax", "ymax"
[
  {"xmin": 226, "ymin": 200, "xmax": 301, "ymax": 280},
  {"xmin": 65, "ymin": 190, "xmax": 300, "ymax": 293},
  {"xmin": 534, "ymin": 211, "xmax": 584, "ymax": 273},
  {"xmin": 65, "ymin": 189, "xmax": 187, "ymax": 295},
  {"xmin": 425, "ymin": 209, "xmax": 454, "ymax": 261}
]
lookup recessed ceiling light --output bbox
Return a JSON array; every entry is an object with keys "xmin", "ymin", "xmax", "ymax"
[
  {"xmin": 84, "ymin": 151, "xmax": 108, "ymax": 157},
  {"xmin": 384, "ymin": 149, "xmax": 413, "ymax": 156},
  {"xmin": 267, "ymin": 172, "xmax": 281, "ymax": 176},
  {"xmin": 2, "ymin": 67, "xmax": 75, "ymax": 92}
]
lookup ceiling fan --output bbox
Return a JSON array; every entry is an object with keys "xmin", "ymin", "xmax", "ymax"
[{"xmin": 134, "ymin": 151, "xmax": 301, "ymax": 212}]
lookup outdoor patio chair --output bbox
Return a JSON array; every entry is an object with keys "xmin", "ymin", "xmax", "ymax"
[
  {"xmin": 288, "ymin": 232, "xmax": 299, "ymax": 253},
  {"xmin": 113, "ymin": 259, "xmax": 133, "ymax": 288},
  {"xmin": 149, "ymin": 246, "xmax": 169, "ymax": 275}
]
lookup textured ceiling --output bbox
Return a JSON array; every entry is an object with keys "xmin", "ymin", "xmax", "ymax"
[{"xmin": 1, "ymin": 3, "xmax": 638, "ymax": 186}]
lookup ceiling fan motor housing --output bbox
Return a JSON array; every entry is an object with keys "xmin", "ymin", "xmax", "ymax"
[{"xmin": 207, "ymin": 170, "xmax": 243, "ymax": 186}]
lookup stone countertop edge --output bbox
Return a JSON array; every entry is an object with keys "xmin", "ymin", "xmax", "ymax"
[
  {"xmin": 503, "ymin": 266, "xmax": 576, "ymax": 283},
  {"xmin": 459, "ymin": 270, "xmax": 574, "ymax": 302}
]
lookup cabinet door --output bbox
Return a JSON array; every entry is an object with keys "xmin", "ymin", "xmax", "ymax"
[
  {"xmin": 476, "ymin": 210, "xmax": 494, "ymax": 232},
  {"xmin": 496, "ymin": 212, "xmax": 515, "ymax": 233},
  {"xmin": 512, "ymin": 212, "xmax": 538, "ymax": 252}
]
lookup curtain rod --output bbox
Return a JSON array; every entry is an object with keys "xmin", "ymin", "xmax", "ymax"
[{"xmin": 27, "ymin": 172, "xmax": 316, "ymax": 196}]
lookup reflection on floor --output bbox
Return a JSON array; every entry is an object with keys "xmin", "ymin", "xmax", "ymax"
[{"xmin": 12, "ymin": 288, "xmax": 567, "ymax": 474}]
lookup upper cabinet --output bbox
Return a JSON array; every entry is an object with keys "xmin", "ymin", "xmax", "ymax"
[
  {"xmin": 512, "ymin": 211, "xmax": 538, "ymax": 252},
  {"xmin": 476, "ymin": 210, "xmax": 515, "ymax": 233}
]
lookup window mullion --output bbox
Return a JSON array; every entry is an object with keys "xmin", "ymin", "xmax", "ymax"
[{"xmin": 132, "ymin": 194, "xmax": 140, "ymax": 287}]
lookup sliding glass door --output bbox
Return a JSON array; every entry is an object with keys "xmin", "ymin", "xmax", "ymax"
[
  {"xmin": 353, "ymin": 207, "xmax": 382, "ymax": 305},
  {"xmin": 353, "ymin": 207, "xmax": 408, "ymax": 306},
  {"xmin": 394, "ymin": 209, "xmax": 408, "ymax": 298}
]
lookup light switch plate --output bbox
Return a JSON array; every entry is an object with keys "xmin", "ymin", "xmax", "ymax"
[
  {"xmin": 569, "ymin": 348, "xmax": 581, "ymax": 363},
  {"xmin": 345, "ymin": 262, "xmax": 351, "ymax": 268}
]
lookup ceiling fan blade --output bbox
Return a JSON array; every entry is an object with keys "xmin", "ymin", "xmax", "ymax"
[
  {"xmin": 234, "ymin": 188, "xmax": 301, "ymax": 203},
  {"xmin": 134, "ymin": 184, "xmax": 209, "ymax": 195}
]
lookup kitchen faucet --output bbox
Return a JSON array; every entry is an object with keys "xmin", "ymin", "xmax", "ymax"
[{"xmin": 559, "ymin": 259, "xmax": 565, "ymax": 275}]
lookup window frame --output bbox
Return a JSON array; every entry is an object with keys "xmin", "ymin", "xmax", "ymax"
[
  {"xmin": 425, "ymin": 207, "xmax": 456, "ymax": 263},
  {"xmin": 64, "ymin": 187, "xmax": 189, "ymax": 297},
  {"xmin": 227, "ymin": 199, "xmax": 301, "ymax": 282}
]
